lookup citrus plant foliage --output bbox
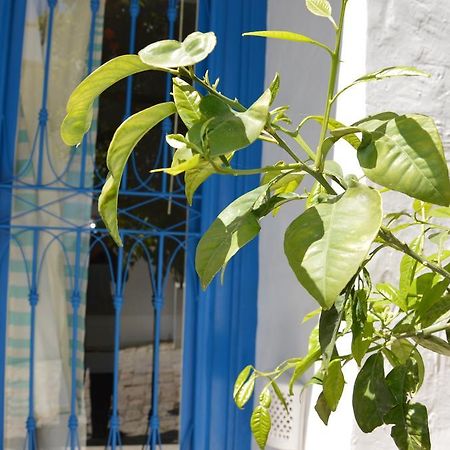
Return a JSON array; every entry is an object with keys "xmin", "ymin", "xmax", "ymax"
[{"xmin": 62, "ymin": 1, "xmax": 450, "ymax": 448}]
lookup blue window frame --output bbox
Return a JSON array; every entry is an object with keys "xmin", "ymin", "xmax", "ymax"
[{"xmin": 0, "ymin": 1, "xmax": 267, "ymax": 449}]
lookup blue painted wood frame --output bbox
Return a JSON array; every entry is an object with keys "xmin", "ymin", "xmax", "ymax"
[
  {"xmin": 181, "ymin": 1, "xmax": 267, "ymax": 449},
  {"xmin": 0, "ymin": 0, "xmax": 27, "ymax": 444}
]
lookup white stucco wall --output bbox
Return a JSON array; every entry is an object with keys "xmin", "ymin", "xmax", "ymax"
[{"xmin": 258, "ymin": 1, "xmax": 450, "ymax": 449}]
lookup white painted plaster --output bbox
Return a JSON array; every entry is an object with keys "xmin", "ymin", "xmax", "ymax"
[{"xmin": 258, "ymin": 1, "xmax": 450, "ymax": 449}]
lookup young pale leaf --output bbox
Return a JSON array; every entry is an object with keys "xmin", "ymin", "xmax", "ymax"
[
  {"xmin": 243, "ymin": 30, "xmax": 332, "ymax": 55},
  {"xmin": 235, "ymin": 377, "xmax": 256, "ymax": 409},
  {"xmin": 259, "ymin": 388, "xmax": 272, "ymax": 409},
  {"xmin": 323, "ymin": 359, "xmax": 345, "ymax": 411},
  {"xmin": 138, "ymin": 31, "xmax": 216, "ymax": 68},
  {"xmin": 99, "ymin": 103, "xmax": 176, "ymax": 246},
  {"xmin": 385, "ymin": 403, "xmax": 431, "ymax": 450},
  {"xmin": 357, "ymin": 114, "xmax": 450, "ymax": 206},
  {"xmin": 284, "ymin": 184, "xmax": 382, "ymax": 309},
  {"xmin": 172, "ymin": 78, "xmax": 203, "ymax": 128},
  {"xmin": 336, "ymin": 67, "xmax": 430, "ymax": 100},
  {"xmin": 199, "ymin": 90, "xmax": 271, "ymax": 157},
  {"xmin": 61, "ymin": 55, "xmax": 154, "ymax": 146},
  {"xmin": 268, "ymin": 72, "xmax": 281, "ymax": 105},
  {"xmin": 151, "ymin": 147, "xmax": 201, "ymax": 176},
  {"xmin": 315, "ymin": 392, "xmax": 332, "ymax": 425},
  {"xmin": 234, "ymin": 365, "xmax": 253, "ymax": 400},
  {"xmin": 353, "ymin": 353, "xmax": 395, "ymax": 433},
  {"xmin": 195, "ymin": 185, "xmax": 270, "ymax": 289},
  {"xmin": 251, "ymin": 406, "xmax": 271, "ymax": 449},
  {"xmin": 306, "ymin": 0, "xmax": 332, "ymax": 17}
]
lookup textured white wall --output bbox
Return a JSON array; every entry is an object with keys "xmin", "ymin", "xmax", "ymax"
[
  {"xmin": 259, "ymin": 0, "xmax": 450, "ymax": 449},
  {"xmin": 352, "ymin": 1, "xmax": 450, "ymax": 449}
]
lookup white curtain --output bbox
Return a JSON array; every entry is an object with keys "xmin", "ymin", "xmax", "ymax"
[{"xmin": 5, "ymin": 1, "xmax": 105, "ymax": 448}]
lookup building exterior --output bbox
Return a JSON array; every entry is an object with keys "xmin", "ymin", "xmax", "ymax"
[{"xmin": 1, "ymin": 1, "xmax": 449, "ymax": 450}]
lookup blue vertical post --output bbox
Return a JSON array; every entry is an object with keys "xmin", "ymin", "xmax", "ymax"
[
  {"xmin": 0, "ymin": 0, "xmax": 27, "ymax": 445},
  {"xmin": 80, "ymin": 0, "xmax": 100, "ymax": 188},
  {"xmin": 36, "ymin": 0, "xmax": 58, "ymax": 186},
  {"xmin": 121, "ymin": 0, "xmax": 140, "ymax": 191},
  {"xmin": 107, "ymin": 242, "xmax": 124, "ymax": 449},
  {"xmin": 160, "ymin": 0, "xmax": 178, "ymax": 194},
  {"xmin": 25, "ymin": 230, "xmax": 40, "ymax": 450},
  {"xmin": 66, "ymin": 231, "xmax": 82, "ymax": 450},
  {"xmin": 180, "ymin": 1, "xmax": 267, "ymax": 449},
  {"xmin": 145, "ymin": 236, "xmax": 165, "ymax": 450}
]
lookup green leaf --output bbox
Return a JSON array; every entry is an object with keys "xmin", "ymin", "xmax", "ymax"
[
  {"xmin": 353, "ymin": 353, "xmax": 395, "ymax": 433},
  {"xmin": 61, "ymin": 55, "xmax": 154, "ymax": 146},
  {"xmin": 385, "ymin": 403, "xmax": 431, "ymax": 450},
  {"xmin": 357, "ymin": 114, "xmax": 450, "ymax": 206},
  {"xmin": 234, "ymin": 365, "xmax": 253, "ymax": 400},
  {"xmin": 386, "ymin": 360, "xmax": 421, "ymax": 404},
  {"xmin": 271, "ymin": 381, "xmax": 289, "ymax": 414},
  {"xmin": 413, "ymin": 335, "xmax": 450, "ymax": 357},
  {"xmin": 243, "ymin": 30, "xmax": 332, "ymax": 55},
  {"xmin": 138, "ymin": 31, "xmax": 217, "ymax": 68},
  {"xmin": 284, "ymin": 184, "xmax": 382, "ymax": 309},
  {"xmin": 99, "ymin": 102, "xmax": 176, "ymax": 246},
  {"xmin": 235, "ymin": 376, "xmax": 256, "ymax": 409},
  {"xmin": 323, "ymin": 359, "xmax": 345, "ymax": 411},
  {"xmin": 315, "ymin": 392, "xmax": 332, "ymax": 425},
  {"xmin": 289, "ymin": 347, "xmax": 321, "ymax": 394},
  {"xmin": 199, "ymin": 90, "xmax": 271, "ymax": 157},
  {"xmin": 319, "ymin": 306, "xmax": 340, "ymax": 366},
  {"xmin": 172, "ymin": 78, "xmax": 203, "ymax": 128},
  {"xmin": 302, "ymin": 308, "xmax": 321, "ymax": 323},
  {"xmin": 196, "ymin": 184, "xmax": 272, "ymax": 289},
  {"xmin": 251, "ymin": 406, "xmax": 271, "ymax": 449},
  {"xmin": 185, "ymin": 160, "xmax": 215, "ymax": 205},
  {"xmin": 352, "ymin": 322, "xmax": 374, "ymax": 366}
]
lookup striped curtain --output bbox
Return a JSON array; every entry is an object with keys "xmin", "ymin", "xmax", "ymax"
[{"xmin": 5, "ymin": 1, "xmax": 105, "ymax": 448}]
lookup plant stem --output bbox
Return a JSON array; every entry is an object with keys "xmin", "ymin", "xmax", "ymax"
[
  {"xmin": 396, "ymin": 321, "xmax": 450, "ymax": 339},
  {"xmin": 379, "ymin": 227, "xmax": 450, "ymax": 281},
  {"xmin": 315, "ymin": 0, "xmax": 348, "ymax": 171}
]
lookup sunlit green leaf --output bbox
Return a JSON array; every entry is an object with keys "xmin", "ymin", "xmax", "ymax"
[
  {"xmin": 199, "ymin": 90, "xmax": 271, "ymax": 157},
  {"xmin": 196, "ymin": 185, "xmax": 273, "ymax": 289},
  {"xmin": 285, "ymin": 184, "xmax": 382, "ymax": 309},
  {"xmin": 251, "ymin": 406, "xmax": 271, "ymax": 449},
  {"xmin": 99, "ymin": 102, "xmax": 176, "ymax": 246},
  {"xmin": 259, "ymin": 388, "xmax": 272, "ymax": 409},
  {"xmin": 306, "ymin": 0, "xmax": 333, "ymax": 20},
  {"xmin": 61, "ymin": 55, "xmax": 155, "ymax": 146},
  {"xmin": 235, "ymin": 376, "xmax": 256, "ymax": 409},
  {"xmin": 138, "ymin": 31, "xmax": 217, "ymax": 68},
  {"xmin": 233, "ymin": 365, "xmax": 253, "ymax": 400},
  {"xmin": 353, "ymin": 353, "xmax": 395, "ymax": 433},
  {"xmin": 357, "ymin": 114, "xmax": 450, "ymax": 206}
]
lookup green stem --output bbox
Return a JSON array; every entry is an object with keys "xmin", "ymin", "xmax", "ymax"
[
  {"xmin": 315, "ymin": 0, "xmax": 348, "ymax": 171},
  {"xmin": 396, "ymin": 322, "xmax": 450, "ymax": 339},
  {"xmin": 380, "ymin": 227, "xmax": 450, "ymax": 281}
]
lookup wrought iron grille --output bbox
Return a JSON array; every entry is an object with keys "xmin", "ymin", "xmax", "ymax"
[{"xmin": 0, "ymin": 0, "xmax": 200, "ymax": 449}]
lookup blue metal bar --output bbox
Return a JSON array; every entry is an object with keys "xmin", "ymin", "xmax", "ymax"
[
  {"xmin": 107, "ymin": 242, "xmax": 125, "ymax": 449},
  {"xmin": 25, "ymin": 230, "xmax": 40, "ymax": 450},
  {"xmin": 66, "ymin": 231, "xmax": 82, "ymax": 450},
  {"xmin": 121, "ymin": 0, "xmax": 141, "ymax": 192},
  {"xmin": 0, "ymin": 0, "xmax": 27, "ymax": 442},
  {"xmin": 36, "ymin": 0, "xmax": 58, "ymax": 185},
  {"xmin": 161, "ymin": 0, "xmax": 178, "ymax": 194},
  {"xmin": 145, "ymin": 236, "xmax": 165, "ymax": 450},
  {"xmin": 79, "ymin": 0, "xmax": 100, "ymax": 189}
]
